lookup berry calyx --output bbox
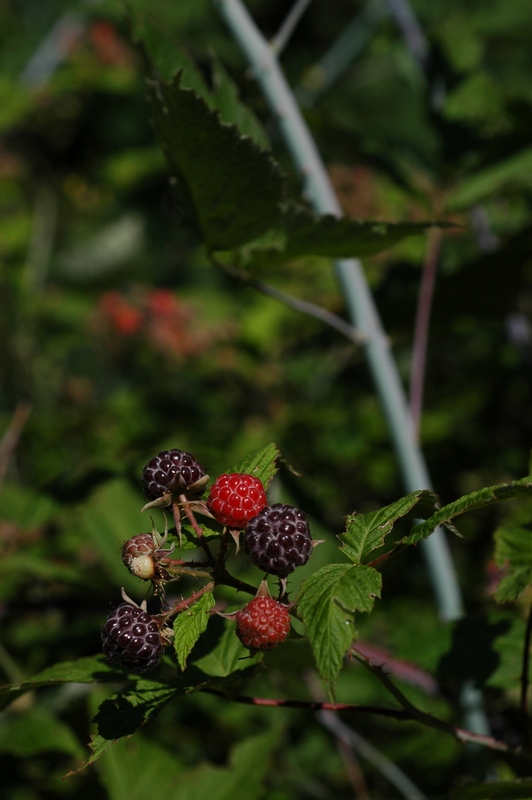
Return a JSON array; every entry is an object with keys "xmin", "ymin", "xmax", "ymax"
[
  {"xmin": 101, "ymin": 602, "xmax": 166, "ymax": 673},
  {"xmin": 235, "ymin": 596, "xmax": 291, "ymax": 652},
  {"xmin": 141, "ymin": 449, "xmax": 206, "ymax": 501},
  {"xmin": 244, "ymin": 503, "xmax": 312, "ymax": 578},
  {"xmin": 207, "ymin": 473, "xmax": 268, "ymax": 529}
]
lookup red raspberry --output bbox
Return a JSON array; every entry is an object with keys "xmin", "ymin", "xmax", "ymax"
[
  {"xmin": 207, "ymin": 473, "xmax": 267, "ymax": 529},
  {"xmin": 235, "ymin": 596, "xmax": 291, "ymax": 652}
]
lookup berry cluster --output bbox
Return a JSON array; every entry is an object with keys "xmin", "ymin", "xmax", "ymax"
[{"xmin": 101, "ymin": 446, "xmax": 314, "ymax": 671}]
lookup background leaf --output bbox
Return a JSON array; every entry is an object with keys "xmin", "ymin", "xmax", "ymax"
[
  {"xmin": 494, "ymin": 525, "xmax": 532, "ymax": 603},
  {"xmin": 247, "ymin": 204, "xmax": 445, "ymax": 266},
  {"xmin": 147, "ymin": 74, "xmax": 284, "ymax": 250}
]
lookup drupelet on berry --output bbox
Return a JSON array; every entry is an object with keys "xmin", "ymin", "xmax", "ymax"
[
  {"xmin": 235, "ymin": 596, "xmax": 291, "ymax": 651},
  {"xmin": 244, "ymin": 503, "xmax": 312, "ymax": 578},
  {"xmin": 141, "ymin": 449, "xmax": 205, "ymax": 500},
  {"xmin": 207, "ymin": 473, "xmax": 267, "ymax": 529},
  {"xmin": 101, "ymin": 602, "xmax": 165, "ymax": 673}
]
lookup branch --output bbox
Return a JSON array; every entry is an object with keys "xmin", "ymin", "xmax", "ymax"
[
  {"xmin": 210, "ymin": 254, "xmax": 366, "ymax": 346},
  {"xmin": 409, "ymin": 227, "xmax": 442, "ymax": 440},
  {"xmin": 305, "ymin": 670, "xmax": 426, "ymax": 800},
  {"xmin": 270, "ymin": 0, "xmax": 313, "ymax": 57},
  {"xmin": 0, "ymin": 403, "xmax": 31, "ymax": 489},
  {"xmin": 521, "ymin": 601, "xmax": 532, "ymax": 750},
  {"xmin": 202, "ymin": 687, "xmax": 523, "ymax": 758}
]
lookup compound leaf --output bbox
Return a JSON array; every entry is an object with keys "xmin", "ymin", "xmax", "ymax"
[
  {"xmin": 404, "ymin": 475, "xmax": 532, "ymax": 545},
  {"xmin": 297, "ymin": 563, "xmax": 381, "ymax": 686}
]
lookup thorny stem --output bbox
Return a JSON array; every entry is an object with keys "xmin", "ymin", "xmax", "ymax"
[
  {"xmin": 171, "ymin": 496, "xmax": 257, "ymax": 596},
  {"xmin": 201, "ymin": 689, "xmax": 524, "ymax": 758},
  {"xmin": 350, "ymin": 647, "xmax": 523, "ymax": 755},
  {"xmin": 366, "ymin": 543, "xmax": 406, "ymax": 569},
  {"xmin": 176, "ymin": 494, "xmax": 217, "ymax": 569},
  {"xmin": 520, "ymin": 600, "xmax": 532, "ymax": 750},
  {"xmin": 159, "ymin": 582, "xmax": 215, "ymax": 623}
]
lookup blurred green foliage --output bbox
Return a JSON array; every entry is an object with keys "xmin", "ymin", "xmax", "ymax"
[{"xmin": 2, "ymin": 0, "xmax": 532, "ymax": 797}]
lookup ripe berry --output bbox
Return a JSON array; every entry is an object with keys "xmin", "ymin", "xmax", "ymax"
[
  {"xmin": 235, "ymin": 596, "xmax": 291, "ymax": 652},
  {"xmin": 141, "ymin": 449, "xmax": 205, "ymax": 500},
  {"xmin": 244, "ymin": 504, "xmax": 312, "ymax": 578},
  {"xmin": 207, "ymin": 473, "xmax": 268, "ymax": 529},
  {"xmin": 101, "ymin": 603, "xmax": 165, "ymax": 673}
]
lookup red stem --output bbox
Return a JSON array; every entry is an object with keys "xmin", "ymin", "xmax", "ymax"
[{"xmin": 409, "ymin": 227, "xmax": 442, "ymax": 441}]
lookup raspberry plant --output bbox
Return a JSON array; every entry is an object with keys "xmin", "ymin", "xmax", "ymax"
[{"xmin": 3, "ymin": 3, "xmax": 532, "ymax": 798}]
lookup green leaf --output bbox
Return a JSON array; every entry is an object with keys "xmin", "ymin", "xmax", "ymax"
[
  {"xmin": 447, "ymin": 778, "xmax": 532, "ymax": 800},
  {"xmin": 69, "ymin": 679, "xmax": 183, "ymax": 775},
  {"xmin": 95, "ymin": 733, "xmax": 186, "ymax": 800},
  {"xmin": 147, "ymin": 73, "xmax": 284, "ymax": 250},
  {"xmin": 485, "ymin": 613, "xmax": 527, "ymax": 691},
  {"xmin": 404, "ymin": 475, "xmax": 532, "ymax": 545},
  {"xmin": 447, "ymin": 147, "xmax": 532, "ymax": 211},
  {"xmin": 0, "ymin": 655, "xmax": 126, "ymax": 710},
  {"xmin": 247, "ymin": 203, "xmax": 444, "ymax": 266},
  {"xmin": 171, "ymin": 727, "xmax": 281, "ymax": 800},
  {"xmin": 297, "ymin": 563, "xmax": 381, "ymax": 685},
  {"xmin": 210, "ymin": 58, "xmax": 270, "ymax": 149},
  {"xmin": 228, "ymin": 443, "xmax": 280, "ymax": 489},
  {"xmin": 81, "ymin": 478, "xmax": 151, "ymax": 589},
  {"xmin": 191, "ymin": 616, "xmax": 261, "ymax": 677},
  {"xmin": 0, "ymin": 707, "xmax": 83, "ymax": 758},
  {"xmin": 173, "ymin": 591, "xmax": 215, "ymax": 670},
  {"xmin": 0, "ymin": 482, "xmax": 59, "ymax": 530},
  {"xmin": 494, "ymin": 525, "xmax": 532, "ymax": 603},
  {"xmin": 340, "ymin": 490, "xmax": 439, "ymax": 565}
]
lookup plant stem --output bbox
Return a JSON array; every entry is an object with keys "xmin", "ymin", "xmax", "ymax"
[
  {"xmin": 270, "ymin": 0, "xmax": 313, "ymax": 57},
  {"xmin": 213, "ymin": 0, "xmax": 488, "ymax": 737},
  {"xmin": 409, "ymin": 227, "xmax": 442, "ymax": 440},
  {"xmin": 210, "ymin": 254, "xmax": 365, "ymax": 346},
  {"xmin": 178, "ymin": 494, "xmax": 217, "ymax": 568},
  {"xmin": 202, "ymin": 688, "xmax": 521, "ymax": 757},
  {"xmin": 160, "ymin": 582, "xmax": 215, "ymax": 622},
  {"xmin": 520, "ymin": 600, "xmax": 532, "ymax": 750}
]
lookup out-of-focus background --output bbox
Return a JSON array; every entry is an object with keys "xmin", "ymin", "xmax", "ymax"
[{"xmin": 2, "ymin": 1, "xmax": 532, "ymax": 797}]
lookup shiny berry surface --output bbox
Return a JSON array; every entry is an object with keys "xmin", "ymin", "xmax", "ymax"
[
  {"xmin": 101, "ymin": 603, "xmax": 164, "ymax": 673},
  {"xmin": 141, "ymin": 449, "xmax": 204, "ymax": 500},
  {"xmin": 207, "ymin": 473, "xmax": 268, "ymax": 529},
  {"xmin": 235, "ymin": 597, "xmax": 291, "ymax": 651},
  {"xmin": 244, "ymin": 503, "xmax": 312, "ymax": 578}
]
